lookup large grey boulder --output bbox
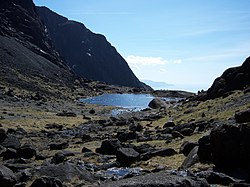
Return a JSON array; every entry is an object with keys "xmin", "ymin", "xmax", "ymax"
[
  {"xmin": 148, "ymin": 98, "xmax": 167, "ymax": 109},
  {"xmin": 100, "ymin": 171, "xmax": 209, "ymax": 187}
]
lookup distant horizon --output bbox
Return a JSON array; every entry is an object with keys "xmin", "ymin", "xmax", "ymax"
[{"xmin": 34, "ymin": 0, "xmax": 250, "ymax": 92}]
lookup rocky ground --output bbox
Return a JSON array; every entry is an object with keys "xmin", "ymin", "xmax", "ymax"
[{"xmin": 0, "ymin": 85, "xmax": 250, "ymax": 187}]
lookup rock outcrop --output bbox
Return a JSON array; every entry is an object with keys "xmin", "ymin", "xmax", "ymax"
[
  {"xmin": 206, "ymin": 57, "xmax": 250, "ymax": 99},
  {"xmin": 37, "ymin": 6, "xmax": 146, "ymax": 88}
]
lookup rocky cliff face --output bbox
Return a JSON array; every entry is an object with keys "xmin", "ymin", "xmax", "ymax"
[
  {"xmin": 37, "ymin": 7, "xmax": 145, "ymax": 88},
  {"xmin": 207, "ymin": 57, "xmax": 250, "ymax": 99},
  {"xmin": 0, "ymin": 0, "xmax": 78, "ymax": 97}
]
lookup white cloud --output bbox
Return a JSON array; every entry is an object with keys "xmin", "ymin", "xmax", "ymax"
[
  {"xmin": 173, "ymin": 59, "xmax": 182, "ymax": 64},
  {"xmin": 125, "ymin": 55, "xmax": 168, "ymax": 66}
]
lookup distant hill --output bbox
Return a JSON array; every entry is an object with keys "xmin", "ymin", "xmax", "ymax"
[
  {"xmin": 37, "ymin": 7, "xmax": 147, "ymax": 89},
  {"xmin": 142, "ymin": 80, "xmax": 174, "ymax": 90}
]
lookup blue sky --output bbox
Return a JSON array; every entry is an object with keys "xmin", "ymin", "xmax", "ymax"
[{"xmin": 34, "ymin": 0, "xmax": 250, "ymax": 92}]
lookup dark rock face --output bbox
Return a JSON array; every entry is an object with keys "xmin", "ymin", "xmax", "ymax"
[
  {"xmin": 37, "ymin": 7, "xmax": 145, "ymax": 88},
  {"xmin": 210, "ymin": 123, "xmax": 250, "ymax": 169},
  {"xmin": 0, "ymin": 165, "xmax": 17, "ymax": 187},
  {"xmin": 0, "ymin": 0, "xmax": 77, "ymax": 95},
  {"xmin": 206, "ymin": 57, "xmax": 250, "ymax": 99},
  {"xmin": 198, "ymin": 123, "xmax": 250, "ymax": 171}
]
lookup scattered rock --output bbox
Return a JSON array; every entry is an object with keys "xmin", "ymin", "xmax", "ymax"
[
  {"xmin": 235, "ymin": 109, "xmax": 250, "ymax": 123},
  {"xmin": 1, "ymin": 135, "xmax": 21, "ymax": 149},
  {"xmin": 56, "ymin": 111, "xmax": 77, "ymax": 117},
  {"xmin": 171, "ymin": 131, "xmax": 184, "ymax": 139},
  {"xmin": 180, "ymin": 141, "xmax": 198, "ymax": 156},
  {"xmin": 17, "ymin": 145, "xmax": 36, "ymax": 159},
  {"xmin": 32, "ymin": 162, "xmax": 97, "ymax": 183},
  {"xmin": 99, "ymin": 171, "xmax": 210, "ymax": 187},
  {"xmin": 117, "ymin": 131, "xmax": 138, "ymax": 142},
  {"xmin": 116, "ymin": 148, "xmax": 139, "ymax": 167},
  {"xmin": 82, "ymin": 147, "xmax": 92, "ymax": 153},
  {"xmin": 181, "ymin": 146, "xmax": 199, "ymax": 169},
  {"xmin": 45, "ymin": 124, "xmax": 63, "ymax": 131},
  {"xmin": 0, "ymin": 129, "xmax": 7, "ymax": 143},
  {"xmin": 197, "ymin": 135, "xmax": 212, "ymax": 163},
  {"xmin": 30, "ymin": 176, "xmax": 63, "ymax": 187},
  {"xmin": 49, "ymin": 142, "xmax": 69, "ymax": 150},
  {"xmin": 134, "ymin": 143, "xmax": 156, "ymax": 154},
  {"xmin": 140, "ymin": 148, "xmax": 177, "ymax": 161},
  {"xmin": 89, "ymin": 109, "xmax": 95, "ymax": 114},
  {"xmin": 0, "ymin": 165, "xmax": 17, "ymax": 187},
  {"xmin": 163, "ymin": 121, "xmax": 175, "ymax": 128},
  {"xmin": 96, "ymin": 139, "xmax": 122, "ymax": 155},
  {"xmin": 51, "ymin": 152, "xmax": 66, "ymax": 164},
  {"xmin": 2, "ymin": 148, "xmax": 17, "ymax": 160},
  {"xmin": 129, "ymin": 123, "xmax": 143, "ymax": 132},
  {"xmin": 196, "ymin": 170, "xmax": 240, "ymax": 186}
]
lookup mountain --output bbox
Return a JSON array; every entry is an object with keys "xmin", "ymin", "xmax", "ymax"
[
  {"xmin": 0, "ymin": 0, "xmax": 80, "ymax": 98},
  {"xmin": 196, "ymin": 57, "xmax": 250, "ymax": 100},
  {"xmin": 37, "ymin": 7, "xmax": 146, "ymax": 88}
]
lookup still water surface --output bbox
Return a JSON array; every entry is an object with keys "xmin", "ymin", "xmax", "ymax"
[{"xmin": 80, "ymin": 93, "xmax": 154, "ymax": 110}]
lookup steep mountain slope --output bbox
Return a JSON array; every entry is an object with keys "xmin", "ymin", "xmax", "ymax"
[
  {"xmin": 0, "ymin": 0, "xmax": 80, "ymax": 97},
  {"xmin": 37, "ymin": 7, "xmax": 145, "ymax": 88}
]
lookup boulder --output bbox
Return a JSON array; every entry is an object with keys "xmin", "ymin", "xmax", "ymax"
[
  {"xmin": 1, "ymin": 135, "xmax": 20, "ymax": 149},
  {"xmin": 2, "ymin": 148, "xmax": 17, "ymax": 160},
  {"xmin": 148, "ymin": 98, "xmax": 167, "ymax": 109},
  {"xmin": 96, "ymin": 139, "xmax": 122, "ymax": 155},
  {"xmin": 49, "ymin": 142, "xmax": 69, "ymax": 150},
  {"xmin": 163, "ymin": 121, "xmax": 175, "ymax": 128},
  {"xmin": 196, "ymin": 171, "xmax": 240, "ymax": 186},
  {"xmin": 31, "ymin": 162, "xmax": 97, "ymax": 183},
  {"xmin": 197, "ymin": 135, "xmax": 212, "ymax": 163},
  {"xmin": 56, "ymin": 111, "xmax": 76, "ymax": 117},
  {"xmin": 209, "ymin": 123, "xmax": 250, "ymax": 169},
  {"xmin": 134, "ymin": 143, "xmax": 156, "ymax": 154},
  {"xmin": 99, "ymin": 171, "xmax": 209, "ymax": 187},
  {"xmin": 0, "ymin": 129, "xmax": 7, "ymax": 143},
  {"xmin": 181, "ymin": 146, "xmax": 199, "ymax": 169},
  {"xmin": 180, "ymin": 141, "xmax": 198, "ymax": 156},
  {"xmin": 51, "ymin": 152, "xmax": 66, "ymax": 164},
  {"xmin": 0, "ymin": 165, "xmax": 17, "ymax": 187},
  {"xmin": 140, "ymin": 148, "xmax": 177, "ymax": 161},
  {"xmin": 235, "ymin": 109, "xmax": 250, "ymax": 123},
  {"xmin": 117, "ymin": 131, "xmax": 138, "ymax": 142},
  {"xmin": 17, "ymin": 144, "xmax": 36, "ymax": 159},
  {"xmin": 116, "ymin": 148, "xmax": 139, "ymax": 167},
  {"xmin": 30, "ymin": 176, "xmax": 63, "ymax": 187}
]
